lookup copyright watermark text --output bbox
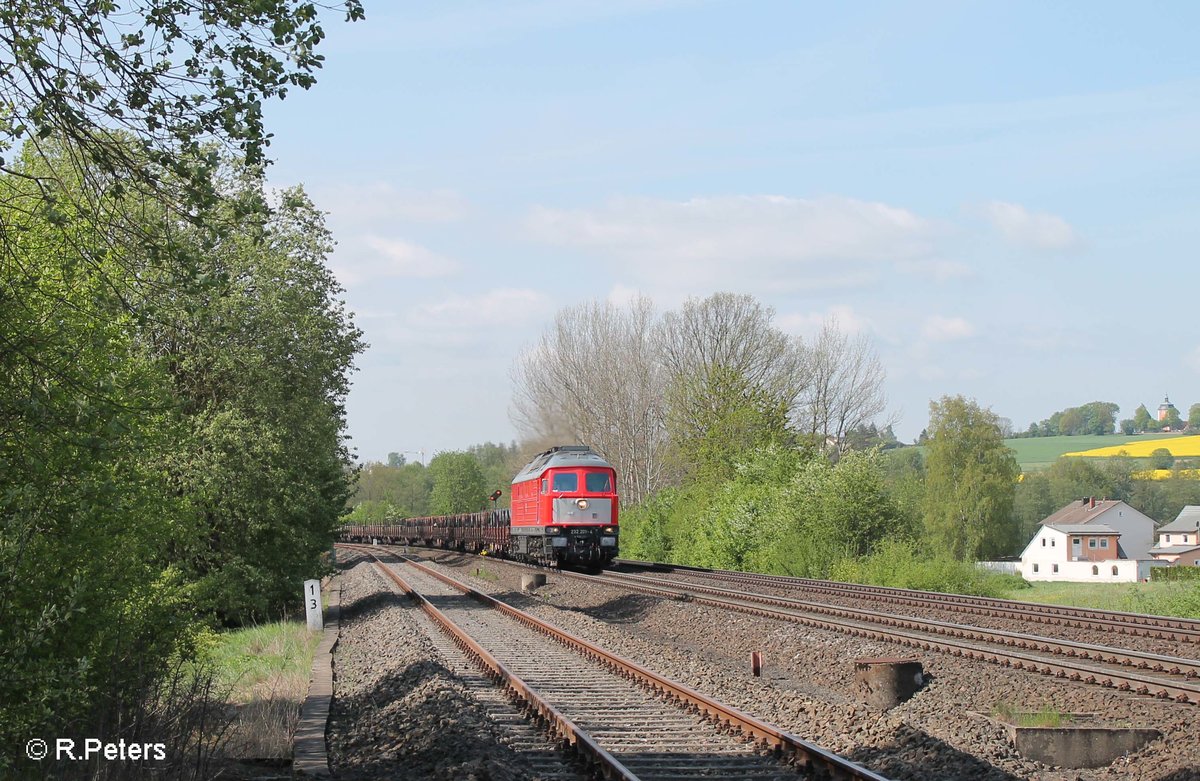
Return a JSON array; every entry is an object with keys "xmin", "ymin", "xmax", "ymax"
[{"xmin": 25, "ymin": 737, "xmax": 166, "ymax": 762}]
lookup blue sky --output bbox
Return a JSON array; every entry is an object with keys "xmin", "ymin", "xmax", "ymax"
[{"xmin": 261, "ymin": 1, "xmax": 1200, "ymax": 463}]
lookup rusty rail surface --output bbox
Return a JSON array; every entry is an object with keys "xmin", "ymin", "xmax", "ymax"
[
  {"xmin": 616, "ymin": 559, "xmax": 1200, "ymax": 644},
  {"xmin": 573, "ymin": 567, "xmax": 1200, "ymax": 705},
  {"xmin": 341, "ymin": 544, "xmax": 891, "ymax": 781}
]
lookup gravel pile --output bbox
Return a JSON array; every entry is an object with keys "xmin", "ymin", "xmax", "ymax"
[
  {"xmin": 327, "ymin": 556, "xmax": 555, "ymax": 780},
  {"xmin": 417, "ymin": 552, "xmax": 1200, "ymax": 781}
]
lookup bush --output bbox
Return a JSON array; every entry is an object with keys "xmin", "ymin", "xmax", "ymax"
[
  {"xmin": 828, "ymin": 540, "xmax": 1018, "ymax": 597},
  {"xmin": 1151, "ymin": 566, "xmax": 1200, "ymax": 582}
]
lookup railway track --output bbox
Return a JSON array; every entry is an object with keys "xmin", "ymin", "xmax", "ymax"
[
  {"xmin": 341, "ymin": 545, "xmax": 891, "ymax": 781},
  {"xmin": 539, "ymin": 565, "xmax": 1200, "ymax": 705},
  {"xmin": 617, "ymin": 559, "xmax": 1200, "ymax": 644}
]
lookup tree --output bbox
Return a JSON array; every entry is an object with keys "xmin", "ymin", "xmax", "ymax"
[
  {"xmin": 1132, "ymin": 404, "xmax": 1154, "ymax": 433},
  {"xmin": 655, "ymin": 293, "xmax": 809, "ymax": 478},
  {"xmin": 799, "ymin": 320, "xmax": 889, "ymax": 450},
  {"xmin": 1150, "ymin": 448, "xmax": 1175, "ymax": 470},
  {"xmin": 388, "ymin": 452, "xmax": 406, "ymax": 467},
  {"xmin": 1, "ymin": 0, "xmax": 363, "ymax": 209},
  {"xmin": 428, "ymin": 452, "xmax": 489, "ymax": 514},
  {"xmin": 511, "ymin": 296, "xmax": 667, "ymax": 504},
  {"xmin": 923, "ymin": 396, "xmax": 1021, "ymax": 560},
  {"xmin": 1119, "ymin": 418, "xmax": 1136, "ymax": 435},
  {"xmin": 1162, "ymin": 406, "xmax": 1184, "ymax": 431},
  {"xmin": 665, "ymin": 364, "xmax": 794, "ymax": 483},
  {"xmin": 1190, "ymin": 404, "xmax": 1200, "ymax": 431}
]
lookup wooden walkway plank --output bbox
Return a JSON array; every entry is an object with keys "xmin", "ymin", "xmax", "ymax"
[{"xmin": 293, "ymin": 577, "xmax": 341, "ymax": 777}]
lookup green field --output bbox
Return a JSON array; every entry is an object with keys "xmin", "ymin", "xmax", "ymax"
[
  {"xmin": 1002, "ymin": 433, "xmax": 1183, "ymax": 470},
  {"xmin": 1002, "ymin": 581, "xmax": 1200, "ymax": 618}
]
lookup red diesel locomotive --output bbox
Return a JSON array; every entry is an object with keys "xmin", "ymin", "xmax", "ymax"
[{"xmin": 340, "ymin": 445, "xmax": 620, "ymax": 569}]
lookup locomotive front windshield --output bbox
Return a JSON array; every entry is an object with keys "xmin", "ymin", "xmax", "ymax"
[
  {"xmin": 549, "ymin": 470, "xmax": 614, "ymax": 493},
  {"xmin": 585, "ymin": 472, "xmax": 612, "ymax": 492},
  {"xmin": 552, "ymin": 473, "xmax": 577, "ymax": 491}
]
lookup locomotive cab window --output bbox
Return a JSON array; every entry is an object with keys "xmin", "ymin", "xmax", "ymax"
[
  {"xmin": 585, "ymin": 472, "xmax": 612, "ymax": 493},
  {"xmin": 552, "ymin": 473, "xmax": 578, "ymax": 491}
]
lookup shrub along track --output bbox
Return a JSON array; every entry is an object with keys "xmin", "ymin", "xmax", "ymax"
[{"xmin": 339, "ymin": 544, "xmax": 891, "ymax": 781}]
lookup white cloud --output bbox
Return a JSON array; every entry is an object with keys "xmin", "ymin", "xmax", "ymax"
[
  {"xmin": 331, "ymin": 236, "xmax": 460, "ymax": 286},
  {"xmin": 365, "ymin": 236, "xmax": 461, "ymax": 278},
  {"xmin": 374, "ymin": 288, "xmax": 551, "ymax": 349},
  {"xmin": 979, "ymin": 200, "xmax": 1081, "ymax": 250},
  {"xmin": 897, "ymin": 258, "xmax": 971, "ymax": 280},
  {"xmin": 416, "ymin": 288, "xmax": 549, "ymax": 329},
  {"xmin": 777, "ymin": 305, "xmax": 871, "ymax": 339},
  {"xmin": 606, "ymin": 283, "xmax": 644, "ymax": 307},
  {"xmin": 526, "ymin": 194, "xmax": 938, "ymax": 293},
  {"xmin": 320, "ymin": 183, "xmax": 468, "ymax": 225},
  {"xmin": 921, "ymin": 315, "xmax": 976, "ymax": 342}
]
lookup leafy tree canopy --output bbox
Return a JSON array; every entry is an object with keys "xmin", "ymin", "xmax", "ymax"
[
  {"xmin": 0, "ymin": 0, "xmax": 363, "ymax": 208},
  {"xmin": 923, "ymin": 395, "xmax": 1021, "ymax": 560}
]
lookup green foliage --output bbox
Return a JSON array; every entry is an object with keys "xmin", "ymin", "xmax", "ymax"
[
  {"xmin": 349, "ymin": 461, "xmax": 432, "ymax": 518},
  {"xmin": 1161, "ymin": 405, "xmax": 1184, "ymax": 431},
  {"xmin": 827, "ymin": 540, "xmax": 1020, "ymax": 597},
  {"xmin": 665, "ymin": 364, "xmax": 793, "ymax": 483},
  {"xmin": 1020, "ymin": 401, "xmax": 1119, "ymax": 437},
  {"xmin": 1149, "ymin": 447, "xmax": 1175, "ymax": 470},
  {"xmin": 0, "ymin": 0, "xmax": 362, "ymax": 205},
  {"xmin": 0, "ymin": 140, "xmax": 362, "ymax": 767},
  {"xmin": 1150, "ymin": 567, "xmax": 1200, "ymax": 582},
  {"xmin": 1012, "ymin": 456, "xmax": 1136, "ymax": 539},
  {"xmin": 623, "ymin": 445, "xmax": 911, "ymax": 580},
  {"xmin": 923, "ymin": 396, "xmax": 1021, "ymax": 560},
  {"xmin": 1190, "ymin": 404, "xmax": 1200, "ymax": 432},
  {"xmin": 1133, "ymin": 404, "xmax": 1154, "ymax": 433},
  {"xmin": 428, "ymin": 452, "xmax": 489, "ymax": 514}
]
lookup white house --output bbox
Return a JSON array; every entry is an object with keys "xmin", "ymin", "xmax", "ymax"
[
  {"xmin": 1149, "ymin": 506, "xmax": 1200, "ymax": 566},
  {"xmin": 1039, "ymin": 498, "xmax": 1155, "ymax": 559},
  {"xmin": 1018, "ymin": 499, "xmax": 1159, "ymax": 582}
]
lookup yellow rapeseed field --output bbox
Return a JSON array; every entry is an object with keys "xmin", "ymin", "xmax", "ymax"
[{"xmin": 1065, "ymin": 435, "xmax": 1200, "ymax": 458}]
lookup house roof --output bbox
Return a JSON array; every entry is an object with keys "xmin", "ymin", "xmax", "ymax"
[
  {"xmin": 1150, "ymin": 544, "xmax": 1200, "ymax": 556},
  {"xmin": 1040, "ymin": 499, "xmax": 1126, "ymax": 527},
  {"xmin": 1048, "ymin": 524, "xmax": 1119, "ymax": 535},
  {"xmin": 1158, "ymin": 506, "xmax": 1200, "ymax": 533}
]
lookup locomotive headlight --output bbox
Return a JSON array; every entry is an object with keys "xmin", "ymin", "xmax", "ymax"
[{"xmin": 576, "ymin": 499, "xmax": 589, "ymax": 510}]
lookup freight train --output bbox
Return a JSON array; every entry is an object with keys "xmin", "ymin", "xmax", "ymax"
[{"xmin": 340, "ymin": 445, "xmax": 619, "ymax": 569}]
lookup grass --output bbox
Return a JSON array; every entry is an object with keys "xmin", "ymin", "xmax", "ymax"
[
  {"xmin": 1002, "ymin": 433, "xmax": 1183, "ymax": 470},
  {"xmin": 1000, "ymin": 580, "xmax": 1200, "ymax": 618},
  {"xmin": 207, "ymin": 619, "xmax": 323, "ymax": 759},
  {"xmin": 992, "ymin": 701, "xmax": 1068, "ymax": 728}
]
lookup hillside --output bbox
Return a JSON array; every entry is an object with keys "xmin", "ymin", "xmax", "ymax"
[{"xmin": 1003, "ymin": 432, "xmax": 1185, "ymax": 470}]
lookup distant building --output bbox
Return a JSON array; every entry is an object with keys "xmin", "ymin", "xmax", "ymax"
[
  {"xmin": 1149, "ymin": 506, "xmax": 1200, "ymax": 566},
  {"xmin": 1158, "ymin": 395, "xmax": 1178, "ymax": 423},
  {"xmin": 1018, "ymin": 498, "xmax": 1160, "ymax": 582}
]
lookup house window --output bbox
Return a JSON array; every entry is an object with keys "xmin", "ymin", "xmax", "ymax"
[
  {"xmin": 1088, "ymin": 539, "xmax": 1097, "ymax": 548},
  {"xmin": 1185, "ymin": 535, "xmax": 1191, "ymax": 543},
  {"xmin": 1051, "ymin": 538, "xmax": 1055, "ymax": 547},
  {"xmin": 1092, "ymin": 565, "xmax": 1099, "ymax": 575},
  {"xmin": 1100, "ymin": 539, "xmax": 1109, "ymax": 549},
  {"xmin": 1165, "ymin": 534, "xmax": 1171, "ymax": 543},
  {"xmin": 1112, "ymin": 566, "xmax": 1119, "ymax": 575},
  {"xmin": 1042, "ymin": 539, "xmax": 1046, "ymax": 547},
  {"xmin": 1052, "ymin": 564, "xmax": 1059, "ymax": 573},
  {"xmin": 1032, "ymin": 563, "xmax": 1039, "ymax": 573}
]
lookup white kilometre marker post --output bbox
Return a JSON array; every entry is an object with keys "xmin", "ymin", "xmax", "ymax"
[{"xmin": 304, "ymin": 579, "xmax": 323, "ymax": 631}]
